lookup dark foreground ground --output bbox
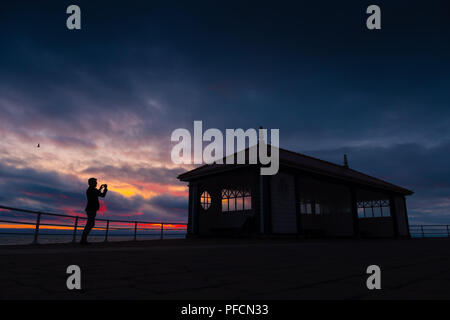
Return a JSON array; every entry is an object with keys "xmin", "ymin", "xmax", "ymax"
[{"xmin": 1, "ymin": 238, "xmax": 450, "ymax": 299}]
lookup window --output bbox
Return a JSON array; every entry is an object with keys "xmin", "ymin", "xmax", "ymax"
[
  {"xmin": 244, "ymin": 191, "xmax": 252, "ymax": 210},
  {"xmin": 299, "ymin": 199, "xmax": 313, "ymax": 214},
  {"xmin": 200, "ymin": 191, "xmax": 211, "ymax": 210},
  {"xmin": 381, "ymin": 206, "xmax": 390, "ymax": 217},
  {"xmin": 299, "ymin": 199, "xmax": 326, "ymax": 214},
  {"xmin": 222, "ymin": 189, "xmax": 252, "ymax": 212},
  {"xmin": 357, "ymin": 199, "xmax": 390, "ymax": 218},
  {"xmin": 358, "ymin": 207, "xmax": 365, "ymax": 218},
  {"xmin": 297, "ymin": 178, "xmax": 352, "ymax": 216},
  {"xmin": 315, "ymin": 203, "xmax": 321, "ymax": 215}
]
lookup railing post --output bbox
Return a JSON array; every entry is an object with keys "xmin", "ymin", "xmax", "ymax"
[
  {"xmin": 133, "ymin": 221, "xmax": 138, "ymax": 241},
  {"xmin": 32, "ymin": 212, "xmax": 41, "ymax": 244},
  {"xmin": 160, "ymin": 223, "xmax": 164, "ymax": 240},
  {"xmin": 104, "ymin": 220, "xmax": 110, "ymax": 242},
  {"xmin": 421, "ymin": 225, "xmax": 425, "ymax": 238},
  {"xmin": 72, "ymin": 216, "xmax": 79, "ymax": 243}
]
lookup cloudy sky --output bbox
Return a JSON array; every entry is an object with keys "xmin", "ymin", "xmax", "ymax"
[{"xmin": 0, "ymin": 0, "xmax": 450, "ymax": 225}]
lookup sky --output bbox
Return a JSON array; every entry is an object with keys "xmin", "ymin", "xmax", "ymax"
[{"xmin": 0, "ymin": 0, "xmax": 450, "ymax": 225}]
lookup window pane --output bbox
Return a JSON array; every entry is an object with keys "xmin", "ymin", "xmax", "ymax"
[
  {"xmin": 222, "ymin": 198, "xmax": 228, "ymax": 212},
  {"xmin": 200, "ymin": 191, "xmax": 211, "ymax": 210},
  {"xmin": 373, "ymin": 206, "xmax": 382, "ymax": 217},
  {"xmin": 236, "ymin": 197, "xmax": 244, "ymax": 211},
  {"xmin": 382, "ymin": 206, "xmax": 390, "ymax": 217},
  {"xmin": 306, "ymin": 203, "xmax": 312, "ymax": 214},
  {"xmin": 244, "ymin": 196, "xmax": 252, "ymax": 210},
  {"xmin": 358, "ymin": 207, "xmax": 364, "ymax": 218},
  {"xmin": 315, "ymin": 203, "xmax": 321, "ymax": 215},
  {"xmin": 220, "ymin": 188, "xmax": 252, "ymax": 212},
  {"xmin": 229, "ymin": 198, "xmax": 236, "ymax": 211}
]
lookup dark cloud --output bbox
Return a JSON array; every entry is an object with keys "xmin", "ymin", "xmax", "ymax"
[
  {"xmin": 81, "ymin": 164, "xmax": 184, "ymax": 186},
  {"xmin": 49, "ymin": 135, "xmax": 97, "ymax": 150},
  {"xmin": 149, "ymin": 194, "xmax": 188, "ymax": 211}
]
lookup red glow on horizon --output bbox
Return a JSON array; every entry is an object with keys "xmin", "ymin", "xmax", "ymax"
[
  {"xmin": 98, "ymin": 201, "xmax": 107, "ymax": 215},
  {"xmin": 61, "ymin": 207, "xmax": 83, "ymax": 217}
]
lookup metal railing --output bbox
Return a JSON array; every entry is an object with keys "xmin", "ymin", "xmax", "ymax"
[
  {"xmin": 0, "ymin": 205, "xmax": 187, "ymax": 244},
  {"xmin": 2, "ymin": 205, "xmax": 449, "ymax": 242},
  {"xmin": 409, "ymin": 224, "xmax": 450, "ymax": 238}
]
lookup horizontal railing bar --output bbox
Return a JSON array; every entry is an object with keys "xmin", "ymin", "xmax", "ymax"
[
  {"xmin": 410, "ymin": 230, "xmax": 449, "ymax": 232},
  {"xmin": 409, "ymin": 225, "xmax": 450, "ymax": 227},
  {"xmin": 0, "ymin": 219, "xmax": 37, "ymax": 225},
  {"xmin": 138, "ymin": 227, "xmax": 186, "ymax": 230},
  {"xmin": 410, "ymin": 229, "xmax": 449, "ymax": 231},
  {"xmin": 0, "ymin": 225, "xmax": 185, "ymax": 232},
  {"xmin": 24, "ymin": 233, "xmax": 155, "ymax": 237},
  {"xmin": 410, "ymin": 227, "xmax": 449, "ymax": 229},
  {"xmin": 0, "ymin": 232, "xmax": 185, "ymax": 236},
  {"xmin": 0, "ymin": 205, "xmax": 187, "ymax": 226},
  {"xmin": 0, "ymin": 205, "xmax": 84, "ymax": 219},
  {"xmin": 95, "ymin": 219, "xmax": 185, "ymax": 225},
  {"xmin": 410, "ymin": 227, "xmax": 447, "ymax": 231},
  {"xmin": 0, "ymin": 219, "xmax": 105, "ymax": 229},
  {"xmin": 0, "ymin": 220, "xmax": 185, "ymax": 232},
  {"xmin": 28, "ymin": 222, "xmax": 80, "ymax": 228},
  {"xmin": 411, "ymin": 233, "xmax": 449, "ymax": 235},
  {"xmin": 0, "ymin": 232, "xmax": 36, "ymax": 235}
]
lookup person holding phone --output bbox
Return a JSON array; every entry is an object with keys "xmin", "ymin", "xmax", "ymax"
[{"xmin": 80, "ymin": 177, "xmax": 108, "ymax": 245}]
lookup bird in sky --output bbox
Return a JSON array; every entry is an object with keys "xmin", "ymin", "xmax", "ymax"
[{"xmin": 37, "ymin": 143, "xmax": 40, "ymax": 148}]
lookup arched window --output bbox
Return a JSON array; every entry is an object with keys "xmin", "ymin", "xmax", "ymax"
[{"xmin": 200, "ymin": 191, "xmax": 211, "ymax": 210}]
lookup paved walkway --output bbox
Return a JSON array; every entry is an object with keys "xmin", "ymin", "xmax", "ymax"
[{"xmin": 1, "ymin": 238, "xmax": 450, "ymax": 299}]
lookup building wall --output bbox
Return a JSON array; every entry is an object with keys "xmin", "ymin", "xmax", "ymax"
[
  {"xmin": 298, "ymin": 176, "xmax": 354, "ymax": 237},
  {"xmin": 268, "ymin": 170, "xmax": 356, "ymax": 236},
  {"xmin": 359, "ymin": 217, "xmax": 394, "ymax": 237},
  {"xmin": 270, "ymin": 172, "xmax": 297, "ymax": 233},
  {"xmin": 394, "ymin": 196, "xmax": 409, "ymax": 237},
  {"xmin": 300, "ymin": 214, "xmax": 355, "ymax": 237},
  {"xmin": 190, "ymin": 167, "xmax": 259, "ymax": 236},
  {"xmin": 187, "ymin": 183, "xmax": 193, "ymax": 234}
]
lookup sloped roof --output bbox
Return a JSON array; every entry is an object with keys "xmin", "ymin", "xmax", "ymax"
[{"xmin": 177, "ymin": 146, "xmax": 413, "ymax": 195}]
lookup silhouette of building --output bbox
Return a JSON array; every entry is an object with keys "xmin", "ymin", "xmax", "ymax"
[{"xmin": 178, "ymin": 146, "xmax": 413, "ymax": 238}]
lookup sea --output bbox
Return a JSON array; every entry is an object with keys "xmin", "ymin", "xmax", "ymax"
[{"xmin": 0, "ymin": 229, "xmax": 186, "ymax": 245}]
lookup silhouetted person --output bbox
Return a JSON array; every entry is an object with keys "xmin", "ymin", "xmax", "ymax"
[{"xmin": 80, "ymin": 177, "xmax": 107, "ymax": 245}]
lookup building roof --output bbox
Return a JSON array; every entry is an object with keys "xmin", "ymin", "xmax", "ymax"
[{"xmin": 177, "ymin": 145, "xmax": 413, "ymax": 195}]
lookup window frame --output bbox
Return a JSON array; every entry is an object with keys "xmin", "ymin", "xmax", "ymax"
[
  {"xmin": 357, "ymin": 199, "xmax": 390, "ymax": 218},
  {"xmin": 221, "ymin": 188, "xmax": 252, "ymax": 213}
]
